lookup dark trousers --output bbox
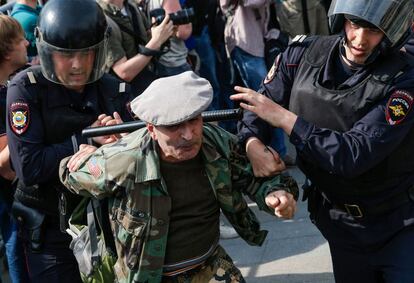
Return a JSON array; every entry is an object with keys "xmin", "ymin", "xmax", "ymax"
[
  {"xmin": 23, "ymin": 224, "xmax": 82, "ymax": 283},
  {"xmin": 314, "ymin": 199, "xmax": 414, "ymax": 283},
  {"xmin": 162, "ymin": 245, "xmax": 245, "ymax": 283}
]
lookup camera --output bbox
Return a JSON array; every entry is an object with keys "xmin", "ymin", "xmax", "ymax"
[{"xmin": 149, "ymin": 8, "xmax": 195, "ymax": 26}]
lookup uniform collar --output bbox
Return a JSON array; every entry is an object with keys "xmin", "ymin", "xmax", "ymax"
[
  {"xmin": 320, "ymin": 40, "xmax": 368, "ymax": 89},
  {"xmin": 45, "ymin": 81, "xmax": 100, "ymax": 115}
]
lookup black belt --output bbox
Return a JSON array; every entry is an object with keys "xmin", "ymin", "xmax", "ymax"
[{"xmin": 324, "ymin": 185, "xmax": 414, "ymax": 219}]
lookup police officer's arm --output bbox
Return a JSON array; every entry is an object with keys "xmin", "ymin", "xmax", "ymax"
[
  {"xmin": 233, "ymin": 75, "xmax": 414, "ymax": 178},
  {"xmin": 6, "ymin": 81, "xmax": 77, "ymax": 185},
  {"xmin": 233, "ymin": 86, "xmax": 298, "ymax": 135},
  {"xmin": 108, "ymin": 15, "xmax": 174, "ymax": 82},
  {"xmin": 163, "ymin": 0, "xmax": 192, "ymax": 40},
  {"xmin": 237, "ymin": 44, "xmax": 306, "ymax": 177},
  {"xmin": 227, "ymin": 131, "xmax": 298, "ymax": 218}
]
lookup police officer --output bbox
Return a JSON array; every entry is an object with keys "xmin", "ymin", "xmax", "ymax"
[
  {"xmin": 231, "ymin": 0, "xmax": 414, "ymax": 282},
  {"xmin": 6, "ymin": 0, "xmax": 133, "ymax": 281}
]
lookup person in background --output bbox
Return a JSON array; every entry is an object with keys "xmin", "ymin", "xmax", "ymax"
[
  {"xmin": 274, "ymin": 0, "xmax": 329, "ymax": 38},
  {"xmin": 60, "ymin": 71, "xmax": 298, "ymax": 282},
  {"xmin": 147, "ymin": 0, "xmax": 193, "ymax": 77},
  {"xmin": 11, "ymin": 0, "xmax": 41, "ymax": 63},
  {"xmin": 0, "ymin": 14, "xmax": 30, "ymax": 283},
  {"xmin": 98, "ymin": 0, "xmax": 174, "ymax": 95},
  {"xmin": 220, "ymin": 0, "xmax": 294, "ymax": 166},
  {"xmin": 6, "ymin": 0, "xmax": 134, "ymax": 281},
  {"xmin": 231, "ymin": 0, "xmax": 414, "ymax": 282}
]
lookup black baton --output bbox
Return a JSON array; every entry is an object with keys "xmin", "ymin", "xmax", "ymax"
[{"xmin": 82, "ymin": 108, "xmax": 242, "ymax": 138}]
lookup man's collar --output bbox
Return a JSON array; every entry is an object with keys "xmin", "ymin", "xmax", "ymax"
[{"xmin": 134, "ymin": 128, "xmax": 222, "ymax": 183}]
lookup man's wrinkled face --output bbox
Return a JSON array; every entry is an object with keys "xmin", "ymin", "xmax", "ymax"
[
  {"xmin": 344, "ymin": 19, "xmax": 384, "ymax": 64},
  {"xmin": 52, "ymin": 49, "xmax": 95, "ymax": 92},
  {"xmin": 148, "ymin": 116, "xmax": 203, "ymax": 163}
]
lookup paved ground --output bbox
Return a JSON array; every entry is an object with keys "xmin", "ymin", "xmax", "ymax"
[{"xmin": 221, "ymin": 165, "xmax": 334, "ymax": 283}]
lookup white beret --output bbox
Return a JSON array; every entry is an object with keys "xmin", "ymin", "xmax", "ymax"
[{"xmin": 131, "ymin": 71, "xmax": 213, "ymax": 126}]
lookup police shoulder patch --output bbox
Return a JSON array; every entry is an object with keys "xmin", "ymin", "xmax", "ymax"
[
  {"xmin": 9, "ymin": 101, "xmax": 30, "ymax": 135},
  {"xmin": 385, "ymin": 90, "xmax": 413, "ymax": 125},
  {"xmin": 264, "ymin": 54, "xmax": 281, "ymax": 84}
]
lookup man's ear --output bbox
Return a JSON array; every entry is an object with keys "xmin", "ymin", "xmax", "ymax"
[{"xmin": 147, "ymin": 123, "xmax": 157, "ymax": 140}]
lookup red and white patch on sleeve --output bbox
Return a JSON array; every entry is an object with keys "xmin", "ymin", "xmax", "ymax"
[
  {"xmin": 9, "ymin": 101, "xmax": 30, "ymax": 135},
  {"xmin": 386, "ymin": 90, "xmax": 413, "ymax": 125},
  {"xmin": 87, "ymin": 157, "xmax": 102, "ymax": 179},
  {"xmin": 264, "ymin": 54, "xmax": 281, "ymax": 84}
]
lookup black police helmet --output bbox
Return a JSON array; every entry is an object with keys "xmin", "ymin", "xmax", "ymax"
[
  {"xmin": 38, "ymin": 0, "xmax": 107, "ymax": 49},
  {"xmin": 328, "ymin": 0, "xmax": 413, "ymax": 51},
  {"xmin": 35, "ymin": 0, "xmax": 109, "ymax": 85}
]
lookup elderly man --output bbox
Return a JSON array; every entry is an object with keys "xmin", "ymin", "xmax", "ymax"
[{"xmin": 60, "ymin": 71, "xmax": 298, "ymax": 283}]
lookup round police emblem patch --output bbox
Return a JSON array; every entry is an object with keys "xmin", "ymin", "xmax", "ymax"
[
  {"xmin": 385, "ymin": 90, "xmax": 413, "ymax": 125},
  {"xmin": 10, "ymin": 101, "xmax": 30, "ymax": 135}
]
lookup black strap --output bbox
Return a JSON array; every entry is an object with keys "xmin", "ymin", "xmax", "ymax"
[
  {"xmin": 128, "ymin": 2, "xmax": 147, "ymax": 47},
  {"xmin": 301, "ymin": 0, "xmax": 310, "ymax": 34},
  {"xmin": 326, "ymin": 186, "xmax": 413, "ymax": 218},
  {"xmin": 103, "ymin": 5, "xmax": 147, "ymax": 47},
  {"xmin": 87, "ymin": 201, "xmax": 100, "ymax": 266},
  {"xmin": 115, "ymin": 19, "xmax": 147, "ymax": 47},
  {"xmin": 105, "ymin": 6, "xmax": 166, "ymax": 57},
  {"xmin": 92, "ymin": 198, "xmax": 117, "ymax": 256},
  {"xmin": 138, "ymin": 45, "xmax": 165, "ymax": 57}
]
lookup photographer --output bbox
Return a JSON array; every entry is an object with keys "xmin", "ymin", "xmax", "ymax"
[
  {"xmin": 99, "ymin": 0, "xmax": 174, "ymax": 94},
  {"xmin": 147, "ymin": 0, "xmax": 192, "ymax": 77}
]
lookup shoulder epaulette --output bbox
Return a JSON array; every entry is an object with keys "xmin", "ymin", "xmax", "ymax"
[
  {"xmin": 26, "ymin": 71, "xmax": 37, "ymax": 84},
  {"xmin": 119, "ymin": 82, "xmax": 126, "ymax": 93},
  {"xmin": 291, "ymin": 35, "xmax": 307, "ymax": 43},
  {"xmin": 289, "ymin": 34, "xmax": 317, "ymax": 48}
]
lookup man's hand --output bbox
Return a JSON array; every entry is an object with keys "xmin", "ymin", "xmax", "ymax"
[
  {"xmin": 150, "ymin": 14, "xmax": 174, "ymax": 48},
  {"xmin": 246, "ymin": 137, "xmax": 285, "ymax": 177},
  {"xmin": 230, "ymin": 86, "xmax": 298, "ymax": 135},
  {"xmin": 265, "ymin": 190, "xmax": 297, "ymax": 219},
  {"xmin": 67, "ymin": 144, "xmax": 98, "ymax": 172},
  {"xmin": 91, "ymin": 112, "xmax": 123, "ymax": 145}
]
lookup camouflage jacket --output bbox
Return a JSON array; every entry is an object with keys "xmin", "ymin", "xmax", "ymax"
[{"xmin": 60, "ymin": 123, "xmax": 298, "ymax": 283}]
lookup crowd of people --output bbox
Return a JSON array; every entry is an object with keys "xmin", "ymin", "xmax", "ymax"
[{"xmin": 0, "ymin": 0, "xmax": 413, "ymax": 282}]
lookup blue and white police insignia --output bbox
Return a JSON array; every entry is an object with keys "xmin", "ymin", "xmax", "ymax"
[
  {"xmin": 264, "ymin": 54, "xmax": 281, "ymax": 84},
  {"xmin": 386, "ymin": 90, "xmax": 413, "ymax": 125},
  {"xmin": 10, "ymin": 101, "xmax": 30, "ymax": 135}
]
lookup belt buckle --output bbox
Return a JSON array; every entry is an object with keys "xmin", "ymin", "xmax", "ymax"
[{"xmin": 343, "ymin": 204, "xmax": 363, "ymax": 218}]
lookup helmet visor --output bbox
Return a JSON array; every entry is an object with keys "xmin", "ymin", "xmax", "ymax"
[
  {"xmin": 328, "ymin": 0, "xmax": 413, "ymax": 46},
  {"xmin": 36, "ymin": 38, "xmax": 107, "ymax": 86}
]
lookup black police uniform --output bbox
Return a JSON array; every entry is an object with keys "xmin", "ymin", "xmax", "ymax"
[
  {"xmin": 6, "ymin": 66, "xmax": 133, "ymax": 282},
  {"xmin": 239, "ymin": 35, "xmax": 414, "ymax": 282}
]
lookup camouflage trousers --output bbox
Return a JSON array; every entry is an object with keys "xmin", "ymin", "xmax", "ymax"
[{"xmin": 162, "ymin": 245, "xmax": 245, "ymax": 283}]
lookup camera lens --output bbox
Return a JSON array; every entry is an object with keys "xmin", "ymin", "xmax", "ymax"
[{"xmin": 169, "ymin": 8, "xmax": 194, "ymax": 25}]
